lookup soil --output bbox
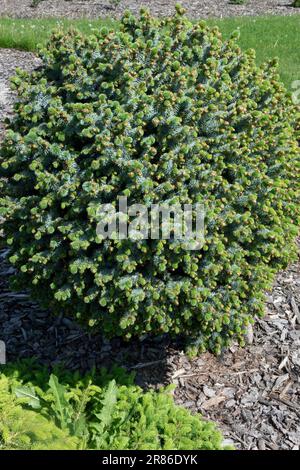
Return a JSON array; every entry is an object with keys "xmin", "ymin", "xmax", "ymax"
[
  {"xmin": 0, "ymin": 0, "xmax": 299, "ymax": 20},
  {"xmin": 0, "ymin": 47, "xmax": 300, "ymax": 450}
]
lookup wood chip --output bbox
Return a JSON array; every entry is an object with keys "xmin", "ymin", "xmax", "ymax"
[{"xmin": 201, "ymin": 395, "xmax": 226, "ymax": 410}]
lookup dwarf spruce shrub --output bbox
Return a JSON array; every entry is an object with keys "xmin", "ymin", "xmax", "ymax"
[
  {"xmin": 0, "ymin": 6, "xmax": 299, "ymax": 353},
  {"xmin": 1, "ymin": 364, "xmax": 228, "ymax": 450}
]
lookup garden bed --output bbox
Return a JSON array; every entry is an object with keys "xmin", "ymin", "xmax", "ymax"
[
  {"xmin": 1, "ymin": 49, "xmax": 300, "ymax": 450},
  {"xmin": 0, "ymin": 0, "xmax": 299, "ymax": 20}
]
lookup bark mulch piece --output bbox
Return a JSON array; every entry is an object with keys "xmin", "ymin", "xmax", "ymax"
[
  {"xmin": 0, "ymin": 0, "xmax": 299, "ymax": 20},
  {"xmin": 0, "ymin": 48, "xmax": 299, "ymax": 450}
]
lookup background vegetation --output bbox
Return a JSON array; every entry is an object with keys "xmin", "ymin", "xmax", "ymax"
[{"xmin": 0, "ymin": 15, "xmax": 299, "ymax": 88}]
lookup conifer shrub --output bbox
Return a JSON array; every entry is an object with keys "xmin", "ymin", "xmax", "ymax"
[
  {"xmin": 0, "ymin": 6, "xmax": 299, "ymax": 354},
  {"xmin": 1, "ymin": 364, "xmax": 229, "ymax": 450}
]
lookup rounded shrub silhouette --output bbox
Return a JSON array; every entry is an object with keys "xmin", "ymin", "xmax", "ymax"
[{"xmin": 0, "ymin": 6, "xmax": 299, "ymax": 353}]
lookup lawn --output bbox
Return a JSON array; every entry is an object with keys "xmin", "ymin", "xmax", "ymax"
[
  {"xmin": 212, "ymin": 15, "xmax": 300, "ymax": 91},
  {"xmin": 0, "ymin": 14, "xmax": 299, "ymax": 90}
]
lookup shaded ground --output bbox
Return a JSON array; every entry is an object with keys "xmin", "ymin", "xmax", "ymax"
[
  {"xmin": 0, "ymin": 48, "xmax": 300, "ymax": 450},
  {"xmin": 0, "ymin": 0, "xmax": 299, "ymax": 20}
]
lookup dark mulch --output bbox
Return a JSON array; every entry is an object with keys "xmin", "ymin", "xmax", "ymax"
[
  {"xmin": 0, "ymin": 48, "xmax": 300, "ymax": 450},
  {"xmin": 0, "ymin": 0, "xmax": 299, "ymax": 20}
]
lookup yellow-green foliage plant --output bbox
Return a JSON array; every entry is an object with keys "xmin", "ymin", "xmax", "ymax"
[
  {"xmin": 0, "ymin": 364, "xmax": 229, "ymax": 450},
  {"xmin": 0, "ymin": 6, "xmax": 299, "ymax": 354},
  {"xmin": 0, "ymin": 375, "xmax": 78, "ymax": 450}
]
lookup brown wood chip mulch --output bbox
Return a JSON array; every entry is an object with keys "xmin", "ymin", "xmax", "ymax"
[{"xmin": 0, "ymin": 0, "xmax": 299, "ymax": 20}]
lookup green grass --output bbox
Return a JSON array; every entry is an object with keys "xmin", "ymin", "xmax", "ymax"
[
  {"xmin": 0, "ymin": 15, "xmax": 299, "ymax": 90},
  {"xmin": 209, "ymin": 15, "xmax": 300, "ymax": 90},
  {"xmin": 0, "ymin": 17, "xmax": 116, "ymax": 51}
]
